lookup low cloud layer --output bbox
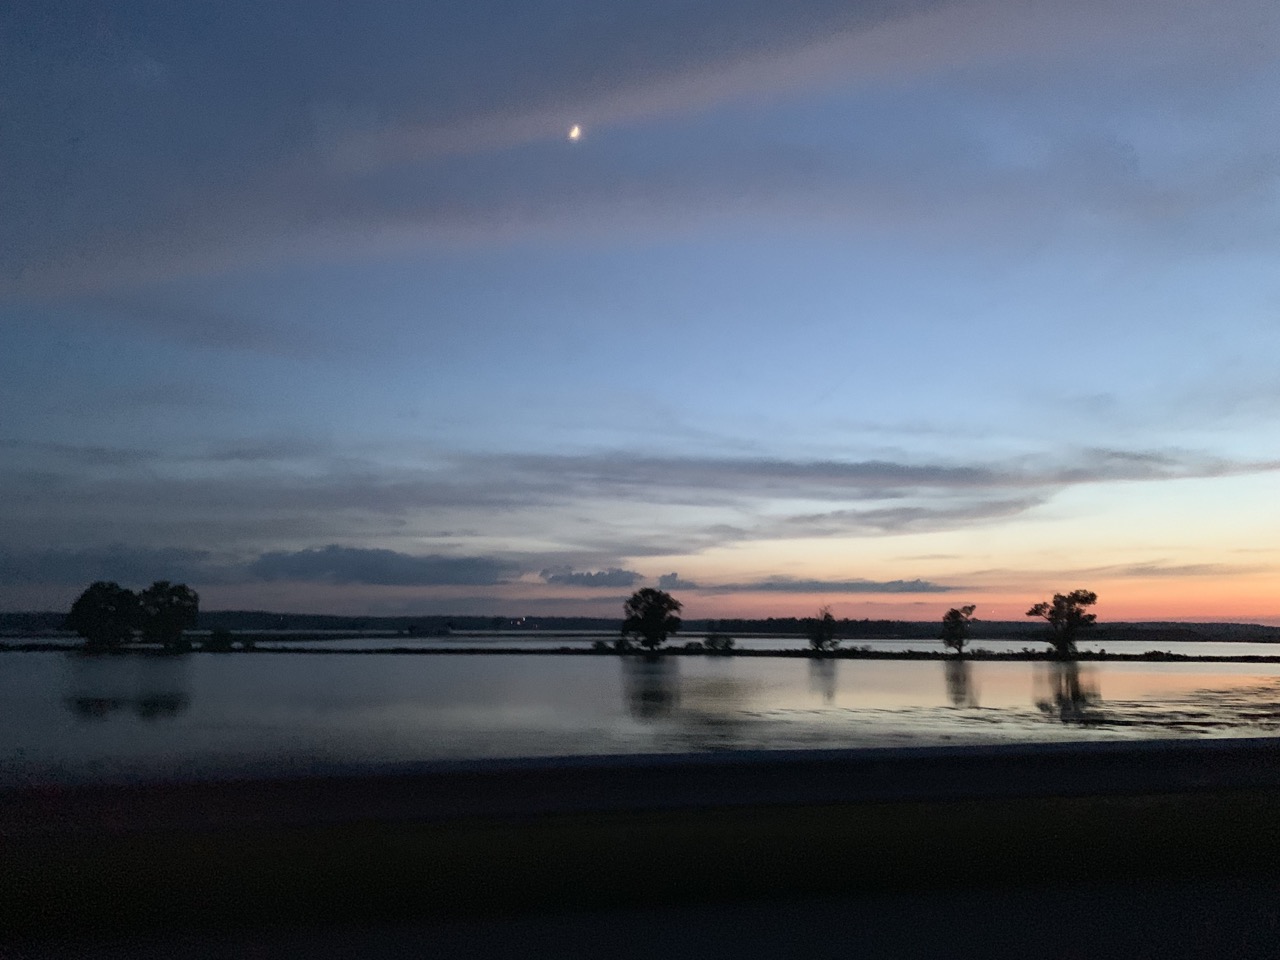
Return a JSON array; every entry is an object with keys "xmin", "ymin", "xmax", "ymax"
[
  {"xmin": 707, "ymin": 577, "xmax": 955, "ymax": 594},
  {"xmin": 540, "ymin": 567, "xmax": 643, "ymax": 588},
  {"xmin": 0, "ymin": 542, "xmax": 962, "ymax": 599},
  {"xmin": 658, "ymin": 573, "xmax": 701, "ymax": 590},
  {"xmin": 0, "ymin": 546, "xmax": 223, "ymax": 588},
  {"xmin": 248, "ymin": 546, "xmax": 520, "ymax": 586},
  {"xmin": 2, "ymin": 441, "xmax": 1277, "ymax": 571}
]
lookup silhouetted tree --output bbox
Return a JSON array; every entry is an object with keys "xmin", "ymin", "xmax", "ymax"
[
  {"xmin": 806, "ymin": 606, "xmax": 839, "ymax": 653},
  {"xmin": 621, "ymin": 588, "xmax": 682, "ymax": 652},
  {"xmin": 65, "ymin": 581, "xmax": 138, "ymax": 649},
  {"xmin": 940, "ymin": 604, "xmax": 977, "ymax": 655},
  {"xmin": 138, "ymin": 581, "xmax": 199, "ymax": 652},
  {"xmin": 1026, "ymin": 589, "xmax": 1098, "ymax": 657}
]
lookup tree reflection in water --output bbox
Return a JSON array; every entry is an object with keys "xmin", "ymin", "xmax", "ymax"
[
  {"xmin": 1034, "ymin": 661, "xmax": 1102, "ymax": 724},
  {"xmin": 64, "ymin": 653, "xmax": 192, "ymax": 721},
  {"xmin": 808, "ymin": 658, "xmax": 838, "ymax": 704},
  {"xmin": 65, "ymin": 694, "xmax": 190, "ymax": 720},
  {"xmin": 943, "ymin": 658, "xmax": 979, "ymax": 707},
  {"xmin": 622, "ymin": 655, "xmax": 680, "ymax": 721},
  {"xmin": 620, "ymin": 657, "xmax": 763, "ymax": 750}
]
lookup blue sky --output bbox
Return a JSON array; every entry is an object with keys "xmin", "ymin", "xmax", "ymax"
[{"xmin": 3, "ymin": 0, "xmax": 1279, "ymax": 620}]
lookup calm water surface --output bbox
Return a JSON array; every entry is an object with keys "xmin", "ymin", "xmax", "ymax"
[{"xmin": 4, "ymin": 652, "xmax": 1280, "ymax": 786}]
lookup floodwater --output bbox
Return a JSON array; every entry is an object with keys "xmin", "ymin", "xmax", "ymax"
[{"xmin": 5, "ymin": 651, "xmax": 1280, "ymax": 786}]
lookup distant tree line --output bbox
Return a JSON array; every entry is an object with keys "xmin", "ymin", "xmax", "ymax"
[{"xmin": 56, "ymin": 581, "xmax": 1099, "ymax": 658}]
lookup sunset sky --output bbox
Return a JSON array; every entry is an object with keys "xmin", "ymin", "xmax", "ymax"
[{"xmin": 3, "ymin": 0, "xmax": 1278, "ymax": 622}]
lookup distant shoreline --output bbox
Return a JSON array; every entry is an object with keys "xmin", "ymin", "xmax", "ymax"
[{"xmin": 6, "ymin": 642, "xmax": 1280, "ymax": 664}]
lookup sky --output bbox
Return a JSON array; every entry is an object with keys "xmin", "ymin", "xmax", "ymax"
[{"xmin": 2, "ymin": 0, "xmax": 1279, "ymax": 622}]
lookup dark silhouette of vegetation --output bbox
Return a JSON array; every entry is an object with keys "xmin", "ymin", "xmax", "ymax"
[
  {"xmin": 704, "ymin": 633, "xmax": 735, "ymax": 654},
  {"xmin": 138, "ymin": 581, "xmax": 200, "ymax": 652},
  {"xmin": 806, "ymin": 606, "xmax": 839, "ymax": 652},
  {"xmin": 65, "ymin": 582, "xmax": 139, "ymax": 649},
  {"xmin": 203, "ymin": 628, "xmax": 235, "ymax": 652},
  {"xmin": 1026, "ymin": 589, "xmax": 1098, "ymax": 657},
  {"xmin": 621, "ymin": 588, "xmax": 682, "ymax": 652},
  {"xmin": 66, "ymin": 579, "xmax": 199, "ymax": 651},
  {"xmin": 940, "ymin": 604, "xmax": 977, "ymax": 655}
]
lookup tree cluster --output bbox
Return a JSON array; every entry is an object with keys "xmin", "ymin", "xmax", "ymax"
[
  {"xmin": 940, "ymin": 589, "xmax": 1099, "ymax": 658},
  {"xmin": 65, "ymin": 580, "xmax": 200, "ymax": 651}
]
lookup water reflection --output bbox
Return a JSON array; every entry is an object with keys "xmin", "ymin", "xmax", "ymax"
[
  {"xmin": 808, "ymin": 659, "xmax": 838, "ymax": 704},
  {"xmin": 10, "ymin": 652, "xmax": 1280, "ymax": 785},
  {"xmin": 63, "ymin": 653, "xmax": 191, "ymax": 722},
  {"xmin": 621, "ymin": 658, "xmax": 762, "ymax": 750},
  {"xmin": 1034, "ymin": 661, "xmax": 1101, "ymax": 724},
  {"xmin": 622, "ymin": 656, "xmax": 680, "ymax": 721},
  {"xmin": 677, "ymin": 677, "xmax": 758, "ymax": 749},
  {"xmin": 944, "ymin": 659, "xmax": 979, "ymax": 707}
]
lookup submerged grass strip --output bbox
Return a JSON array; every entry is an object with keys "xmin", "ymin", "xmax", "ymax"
[{"xmin": 7, "ymin": 643, "xmax": 1280, "ymax": 662}]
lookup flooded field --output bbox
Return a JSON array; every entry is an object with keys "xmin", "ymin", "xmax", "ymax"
[{"xmin": 5, "ymin": 652, "xmax": 1280, "ymax": 786}]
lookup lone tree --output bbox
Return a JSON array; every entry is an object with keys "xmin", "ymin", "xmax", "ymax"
[
  {"xmin": 806, "ymin": 606, "xmax": 839, "ymax": 653},
  {"xmin": 138, "ymin": 581, "xmax": 200, "ymax": 652},
  {"xmin": 1026, "ymin": 589, "xmax": 1098, "ymax": 658},
  {"xmin": 940, "ymin": 604, "xmax": 977, "ymax": 655},
  {"xmin": 65, "ymin": 581, "xmax": 139, "ymax": 649},
  {"xmin": 622, "ymin": 588, "xmax": 682, "ymax": 652}
]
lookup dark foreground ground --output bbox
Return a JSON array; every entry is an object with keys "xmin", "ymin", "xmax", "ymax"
[
  {"xmin": 6, "ymin": 740, "xmax": 1280, "ymax": 958},
  {"xmin": 17, "ymin": 879, "xmax": 1279, "ymax": 960}
]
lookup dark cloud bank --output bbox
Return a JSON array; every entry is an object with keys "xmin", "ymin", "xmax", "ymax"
[
  {"xmin": 248, "ymin": 545, "xmax": 520, "ymax": 586},
  {"xmin": 0, "ymin": 545, "xmax": 955, "ymax": 596},
  {"xmin": 540, "ymin": 567, "xmax": 643, "ymax": 588}
]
